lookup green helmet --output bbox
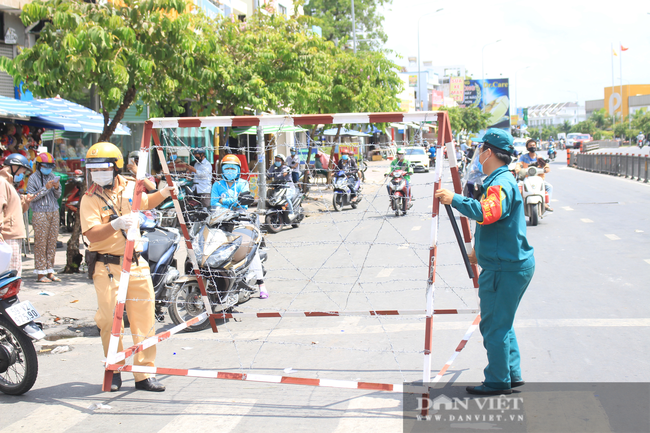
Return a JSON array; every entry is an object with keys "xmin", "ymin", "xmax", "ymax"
[{"xmin": 396, "ymin": 148, "xmax": 405, "ymax": 155}]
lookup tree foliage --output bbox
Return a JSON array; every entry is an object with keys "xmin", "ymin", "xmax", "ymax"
[
  {"xmin": 436, "ymin": 106, "xmax": 490, "ymax": 134},
  {"xmin": 305, "ymin": 0, "xmax": 391, "ymax": 51}
]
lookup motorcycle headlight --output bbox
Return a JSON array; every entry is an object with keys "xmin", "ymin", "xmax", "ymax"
[{"xmin": 205, "ymin": 237, "xmax": 242, "ymax": 268}]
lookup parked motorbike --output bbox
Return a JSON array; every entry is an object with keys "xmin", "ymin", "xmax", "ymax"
[
  {"xmin": 519, "ymin": 166, "xmax": 549, "ymax": 226},
  {"xmin": 0, "ymin": 270, "xmax": 45, "ymax": 395},
  {"xmin": 168, "ymin": 196, "xmax": 266, "ymax": 332},
  {"xmin": 332, "ymin": 170, "xmax": 362, "ymax": 211},
  {"xmin": 157, "ymin": 178, "xmax": 208, "ymax": 228},
  {"xmin": 265, "ymin": 174, "xmax": 305, "ymax": 233},
  {"xmin": 387, "ymin": 169, "xmax": 412, "ymax": 216},
  {"xmin": 60, "ymin": 169, "xmax": 84, "ymax": 233}
]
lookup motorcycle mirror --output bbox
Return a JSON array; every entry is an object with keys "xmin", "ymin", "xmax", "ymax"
[{"xmin": 239, "ymin": 193, "xmax": 255, "ymax": 206}]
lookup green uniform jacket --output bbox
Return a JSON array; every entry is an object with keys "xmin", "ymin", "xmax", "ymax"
[
  {"xmin": 387, "ymin": 158, "xmax": 413, "ymax": 182},
  {"xmin": 451, "ymin": 165, "xmax": 534, "ymax": 272}
]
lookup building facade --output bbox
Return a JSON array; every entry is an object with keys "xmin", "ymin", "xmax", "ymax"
[{"xmin": 527, "ymin": 102, "xmax": 585, "ymax": 127}]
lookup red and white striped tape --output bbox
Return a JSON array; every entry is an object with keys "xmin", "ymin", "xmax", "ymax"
[
  {"xmin": 430, "ymin": 314, "xmax": 481, "ymax": 384},
  {"xmin": 105, "ymin": 364, "xmax": 428, "ymax": 394},
  {"xmin": 210, "ymin": 308, "xmax": 479, "ymax": 319},
  {"xmin": 149, "ymin": 111, "xmax": 439, "ymax": 130}
]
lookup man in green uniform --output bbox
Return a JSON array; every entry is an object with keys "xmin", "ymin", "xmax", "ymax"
[
  {"xmin": 435, "ymin": 128, "xmax": 535, "ymax": 395},
  {"xmin": 385, "ymin": 148, "xmax": 414, "ymax": 203}
]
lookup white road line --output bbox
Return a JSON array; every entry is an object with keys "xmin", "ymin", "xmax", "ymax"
[
  {"xmin": 581, "ymin": 218, "xmax": 593, "ymax": 223},
  {"xmin": 562, "ymin": 206, "xmax": 574, "ymax": 211},
  {"xmin": 0, "ymin": 404, "xmax": 90, "ymax": 433},
  {"xmin": 333, "ymin": 396, "xmax": 402, "ymax": 433},
  {"xmin": 377, "ymin": 268, "xmax": 394, "ymax": 278},
  {"xmin": 411, "ymin": 226, "xmax": 421, "ymax": 231},
  {"xmin": 605, "ymin": 234, "xmax": 620, "ymax": 240},
  {"xmin": 398, "ymin": 244, "xmax": 410, "ymax": 250},
  {"xmin": 644, "ymin": 259, "xmax": 650, "ymax": 265},
  {"xmin": 157, "ymin": 399, "xmax": 256, "ymax": 433},
  {"xmin": 551, "ymin": 199, "xmax": 559, "ymax": 202}
]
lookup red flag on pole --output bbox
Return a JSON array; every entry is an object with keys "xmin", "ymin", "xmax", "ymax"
[{"xmin": 621, "ymin": 45, "xmax": 629, "ymax": 51}]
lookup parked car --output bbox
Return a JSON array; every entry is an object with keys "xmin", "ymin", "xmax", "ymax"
[
  {"xmin": 567, "ymin": 133, "xmax": 592, "ymax": 149},
  {"xmin": 512, "ymin": 138, "xmax": 528, "ymax": 156},
  {"xmin": 403, "ymin": 147, "xmax": 429, "ymax": 172}
]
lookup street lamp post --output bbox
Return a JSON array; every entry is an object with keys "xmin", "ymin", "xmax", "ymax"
[
  {"xmin": 351, "ymin": 0, "xmax": 357, "ymax": 54},
  {"xmin": 515, "ymin": 66, "xmax": 530, "ymax": 124},
  {"xmin": 417, "ymin": 8, "xmax": 443, "ymax": 111},
  {"xmin": 481, "ymin": 39, "xmax": 501, "ymax": 110}
]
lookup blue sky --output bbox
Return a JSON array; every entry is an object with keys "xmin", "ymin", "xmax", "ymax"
[{"xmin": 381, "ymin": 0, "xmax": 649, "ymax": 109}]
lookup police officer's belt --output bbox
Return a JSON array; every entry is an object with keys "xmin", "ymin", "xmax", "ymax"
[{"xmin": 96, "ymin": 253, "xmax": 122, "ymax": 265}]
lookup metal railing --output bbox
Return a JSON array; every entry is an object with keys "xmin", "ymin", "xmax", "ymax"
[{"xmin": 572, "ymin": 151, "xmax": 650, "ymax": 182}]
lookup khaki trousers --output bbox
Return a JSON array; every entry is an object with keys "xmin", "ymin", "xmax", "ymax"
[{"xmin": 93, "ymin": 256, "xmax": 156, "ymax": 382}]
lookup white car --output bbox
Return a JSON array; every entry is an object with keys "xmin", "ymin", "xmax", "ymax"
[
  {"xmin": 513, "ymin": 138, "xmax": 528, "ymax": 157},
  {"xmin": 403, "ymin": 147, "xmax": 429, "ymax": 172}
]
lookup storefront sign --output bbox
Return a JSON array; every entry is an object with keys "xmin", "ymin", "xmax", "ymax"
[{"xmin": 4, "ymin": 28, "xmax": 17, "ymax": 45}]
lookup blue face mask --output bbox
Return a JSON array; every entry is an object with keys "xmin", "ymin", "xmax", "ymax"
[
  {"xmin": 341, "ymin": 155, "xmax": 349, "ymax": 161},
  {"xmin": 170, "ymin": 155, "xmax": 177, "ymax": 161},
  {"xmin": 223, "ymin": 167, "xmax": 239, "ymax": 181},
  {"xmin": 13, "ymin": 173, "xmax": 24, "ymax": 183},
  {"xmin": 274, "ymin": 161, "xmax": 281, "ymax": 167},
  {"xmin": 40, "ymin": 168, "xmax": 52, "ymax": 175}
]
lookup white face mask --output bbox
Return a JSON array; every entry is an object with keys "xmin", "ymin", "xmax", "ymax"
[{"xmin": 91, "ymin": 171, "xmax": 114, "ymax": 186}]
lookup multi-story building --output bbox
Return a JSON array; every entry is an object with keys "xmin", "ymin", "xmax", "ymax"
[
  {"xmin": 527, "ymin": 102, "xmax": 585, "ymax": 127},
  {"xmin": 0, "ymin": 1, "xmax": 32, "ymax": 98}
]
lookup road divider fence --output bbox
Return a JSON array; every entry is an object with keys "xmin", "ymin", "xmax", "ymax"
[{"xmin": 571, "ymin": 151, "xmax": 649, "ymax": 183}]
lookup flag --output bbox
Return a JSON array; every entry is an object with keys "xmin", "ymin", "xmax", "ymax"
[
  {"xmin": 612, "ymin": 49, "xmax": 617, "ymax": 56},
  {"xmin": 621, "ymin": 45, "xmax": 629, "ymax": 51}
]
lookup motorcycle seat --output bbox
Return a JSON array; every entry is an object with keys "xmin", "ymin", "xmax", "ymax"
[
  {"xmin": 231, "ymin": 228, "xmax": 257, "ymax": 265},
  {"xmin": 142, "ymin": 229, "xmax": 175, "ymax": 263}
]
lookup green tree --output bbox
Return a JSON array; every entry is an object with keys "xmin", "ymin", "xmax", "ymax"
[
  {"xmin": 305, "ymin": 0, "xmax": 391, "ymax": 51},
  {"xmin": 436, "ymin": 106, "xmax": 489, "ymax": 135},
  {"xmin": 1, "ymin": 0, "xmax": 217, "ymax": 142},
  {"xmin": 590, "ymin": 108, "xmax": 611, "ymax": 130},
  {"xmin": 630, "ymin": 108, "xmax": 650, "ymax": 137},
  {"xmin": 561, "ymin": 120, "xmax": 572, "ymax": 134},
  {"xmin": 571, "ymin": 119, "xmax": 596, "ymax": 135}
]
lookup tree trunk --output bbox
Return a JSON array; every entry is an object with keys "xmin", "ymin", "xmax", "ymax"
[
  {"xmin": 98, "ymin": 87, "xmax": 137, "ymax": 142},
  {"xmin": 62, "ymin": 180, "xmax": 86, "ymax": 274}
]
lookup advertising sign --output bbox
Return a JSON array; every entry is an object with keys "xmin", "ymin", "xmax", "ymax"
[
  {"xmin": 481, "ymin": 78, "xmax": 510, "ymax": 129},
  {"xmin": 449, "ymin": 77, "xmax": 464, "ymax": 102},
  {"xmin": 409, "ymin": 75, "xmax": 417, "ymax": 88},
  {"xmin": 430, "ymin": 90, "xmax": 444, "ymax": 108},
  {"xmin": 461, "ymin": 79, "xmax": 481, "ymax": 108}
]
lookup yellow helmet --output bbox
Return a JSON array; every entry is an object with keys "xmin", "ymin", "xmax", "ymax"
[{"xmin": 86, "ymin": 142, "xmax": 124, "ymax": 169}]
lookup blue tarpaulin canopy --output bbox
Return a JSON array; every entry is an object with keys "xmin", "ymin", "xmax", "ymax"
[{"xmin": 0, "ymin": 95, "xmax": 130, "ymax": 135}]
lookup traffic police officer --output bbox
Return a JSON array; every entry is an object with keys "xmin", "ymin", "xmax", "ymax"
[
  {"xmin": 80, "ymin": 142, "xmax": 176, "ymax": 392},
  {"xmin": 435, "ymin": 128, "xmax": 535, "ymax": 395}
]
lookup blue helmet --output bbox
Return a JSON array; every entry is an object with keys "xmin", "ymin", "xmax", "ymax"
[{"xmin": 3, "ymin": 153, "xmax": 32, "ymax": 173}]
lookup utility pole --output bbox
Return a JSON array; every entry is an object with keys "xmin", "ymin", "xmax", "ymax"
[
  {"xmin": 256, "ymin": 111, "xmax": 266, "ymax": 211},
  {"xmin": 351, "ymin": 0, "xmax": 357, "ymax": 54}
]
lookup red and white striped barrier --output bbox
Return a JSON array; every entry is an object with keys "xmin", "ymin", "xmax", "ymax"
[
  {"xmin": 430, "ymin": 314, "xmax": 481, "ymax": 384},
  {"xmin": 105, "ymin": 363, "xmax": 428, "ymax": 394},
  {"xmin": 211, "ymin": 308, "xmax": 479, "ymax": 319}
]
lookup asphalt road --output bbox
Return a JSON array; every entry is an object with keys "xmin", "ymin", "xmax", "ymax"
[{"xmin": 2, "ymin": 152, "xmax": 649, "ymax": 432}]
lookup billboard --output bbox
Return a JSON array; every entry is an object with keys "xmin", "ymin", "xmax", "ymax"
[
  {"xmin": 430, "ymin": 90, "xmax": 444, "ymax": 108},
  {"xmin": 462, "ymin": 79, "xmax": 510, "ymax": 129},
  {"xmin": 409, "ymin": 75, "xmax": 417, "ymax": 87},
  {"xmin": 449, "ymin": 77, "xmax": 464, "ymax": 102}
]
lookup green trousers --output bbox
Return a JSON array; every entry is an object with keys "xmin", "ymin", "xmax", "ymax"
[{"xmin": 478, "ymin": 266, "xmax": 535, "ymax": 389}]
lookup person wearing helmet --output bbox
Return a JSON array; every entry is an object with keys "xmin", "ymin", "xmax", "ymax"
[
  {"xmin": 184, "ymin": 148, "xmax": 212, "ymax": 208},
  {"xmin": 80, "ymin": 142, "xmax": 177, "ymax": 393},
  {"xmin": 26, "ymin": 153, "xmax": 61, "ymax": 283},
  {"xmin": 285, "ymin": 146, "xmax": 302, "ymax": 185},
  {"xmin": 267, "ymin": 153, "xmax": 297, "ymax": 219},
  {"xmin": 435, "ymin": 128, "xmax": 535, "ymax": 396},
  {"xmin": 211, "ymin": 154, "xmax": 268, "ymax": 299},
  {"xmin": 0, "ymin": 153, "xmax": 33, "ymax": 279},
  {"xmin": 337, "ymin": 149, "xmax": 361, "ymax": 197},
  {"xmin": 125, "ymin": 151, "xmax": 156, "ymax": 193},
  {"xmin": 385, "ymin": 148, "xmax": 413, "ymax": 203}
]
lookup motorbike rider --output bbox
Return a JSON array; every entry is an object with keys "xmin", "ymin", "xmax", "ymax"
[
  {"xmin": 518, "ymin": 140, "xmax": 553, "ymax": 213},
  {"xmin": 80, "ymin": 142, "xmax": 177, "ymax": 392},
  {"xmin": 184, "ymin": 148, "xmax": 213, "ymax": 208},
  {"xmin": 637, "ymin": 131, "xmax": 645, "ymax": 147},
  {"xmin": 428, "ymin": 142, "xmax": 437, "ymax": 166},
  {"xmin": 285, "ymin": 146, "xmax": 302, "ymax": 185},
  {"xmin": 337, "ymin": 149, "xmax": 360, "ymax": 196},
  {"xmin": 385, "ymin": 148, "xmax": 413, "ymax": 204},
  {"xmin": 267, "ymin": 153, "xmax": 297, "ymax": 220},
  {"xmin": 211, "ymin": 154, "xmax": 268, "ymax": 299}
]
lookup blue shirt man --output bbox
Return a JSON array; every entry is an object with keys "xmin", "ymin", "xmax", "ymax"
[{"xmin": 435, "ymin": 128, "xmax": 535, "ymax": 395}]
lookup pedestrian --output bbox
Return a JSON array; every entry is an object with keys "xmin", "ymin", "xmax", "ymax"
[
  {"xmin": 183, "ymin": 148, "xmax": 212, "ymax": 208},
  {"xmin": 435, "ymin": 128, "xmax": 535, "ymax": 395},
  {"xmin": 0, "ymin": 154, "xmax": 33, "ymax": 278},
  {"xmin": 80, "ymin": 142, "xmax": 176, "ymax": 392},
  {"xmin": 285, "ymin": 146, "xmax": 302, "ymax": 185},
  {"xmin": 26, "ymin": 153, "xmax": 61, "ymax": 283}
]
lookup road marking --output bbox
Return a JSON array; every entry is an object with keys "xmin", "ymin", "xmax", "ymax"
[
  {"xmin": 398, "ymin": 244, "xmax": 410, "ymax": 250},
  {"xmin": 333, "ymin": 396, "xmax": 402, "ymax": 433},
  {"xmin": 157, "ymin": 399, "xmax": 256, "ymax": 433},
  {"xmin": 0, "ymin": 404, "xmax": 90, "ymax": 433},
  {"xmin": 605, "ymin": 234, "xmax": 620, "ymax": 240},
  {"xmin": 411, "ymin": 226, "xmax": 421, "ymax": 231},
  {"xmin": 377, "ymin": 268, "xmax": 394, "ymax": 278},
  {"xmin": 551, "ymin": 199, "xmax": 559, "ymax": 202},
  {"xmin": 645, "ymin": 259, "xmax": 650, "ymax": 265},
  {"xmin": 580, "ymin": 218, "xmax": 593, "ymax": 223},
  {"xmin": 562, "ymin": 206, "xmax": 574, "ymax": 211}
]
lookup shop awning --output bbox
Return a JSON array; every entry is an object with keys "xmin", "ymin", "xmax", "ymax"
[
  {"xmin": 231, "ymin": 125, "xmax": 307, "ymax": 136},
  {"xmin": 31, "ymin": 97, "xmax": 131, "ymax": 135},
  {"xmin": 322, "ymin": 127, "xmax": 371, "ymax": 137}
]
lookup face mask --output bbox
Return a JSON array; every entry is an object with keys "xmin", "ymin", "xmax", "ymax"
[
  {"xmin": 274, "ymin": 161, "xmax": 281, "ymax": 167},
  {"xmin": 341, "ymin": 155, "xmax": 349, "ymax": 161},
  {"xmin": 223, "ymin": 168, "xmax": 239, "ymax": 181},
  {"xmin": 477, "ymin": 149, "xmax": 490, "ymax": 174},
  {"xmin": 290, "ymin": 151, "xmax": 296, "ymax": 156},
  {"xmin": 527, "ymin": 147, "xmax": 536, "ymax": 153},
  {"xmin": 91, "ymin": 171, "xmax": 114, "ymax": 186},
  {"xmin": 13, "ymin": 173, "xmax": 24, "ymax": 183},
  {"xmin": 170, "ymin": 155, "xmax": 177, "ymax": 161},
  {"xmin": 40, "ymin": 168, "xmax": 52, "ymax": 175}
]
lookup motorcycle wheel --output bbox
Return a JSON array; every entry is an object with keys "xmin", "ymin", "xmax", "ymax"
[
  {"xmin": 0, "ymin": 315, "xmax": 38, "ymax": 395},
  {"xmin": 332, "ymin": 193, "xmax": 342, "ymax": 212},
  {"xmin": 529, "ymin": 204, "xmax": 539, "ymax": 226},
  {"xmin": 402, "ymin": 196, "xmax": 408, "ymax": 215},
  {"xmin": 264, "ymin": 213, "xmax": 283, "ymax": 233},
  {"xmin": 168, "ymin": 281, "xmax": 211, "ymax": 332}
]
